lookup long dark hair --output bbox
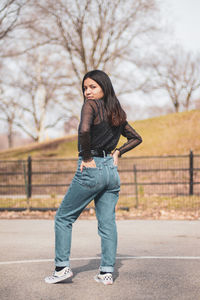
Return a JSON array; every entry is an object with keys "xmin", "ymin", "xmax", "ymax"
[{"xmin": 82, "ymin": 70, "xmax": 126, "ymax": 127}]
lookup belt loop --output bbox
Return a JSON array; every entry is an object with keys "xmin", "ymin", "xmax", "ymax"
[{"xmin": 103, "ymin": 150, "xmax": 106, "ymax": 158}]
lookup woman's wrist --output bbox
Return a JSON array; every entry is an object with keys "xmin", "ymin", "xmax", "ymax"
[{"xmin": 113, "ymin": 149, "xmax": 120, "ymax": 157}]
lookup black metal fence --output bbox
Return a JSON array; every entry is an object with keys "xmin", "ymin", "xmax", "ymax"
[{"xmin": 0, "ymin": 151, "xmax": 200, "ymax": 211}]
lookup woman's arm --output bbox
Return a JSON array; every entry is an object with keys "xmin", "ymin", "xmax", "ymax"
[
  {"xmin": 115, "ymin": 121, "xmax": 142, "ymax": 157},
  {"xmin": 79, "ymin": 100, "xmax": 96, "ymax": 171}
]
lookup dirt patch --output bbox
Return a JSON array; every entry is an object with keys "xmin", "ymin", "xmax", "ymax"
[{"xmin": 0, "ymin": 207, "xmax": 199, "ymax": 220}]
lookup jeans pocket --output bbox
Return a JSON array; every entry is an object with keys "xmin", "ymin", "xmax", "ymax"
[{"xmin": 74, "ymin": 167, "xmax": 99, "ymax": 188}]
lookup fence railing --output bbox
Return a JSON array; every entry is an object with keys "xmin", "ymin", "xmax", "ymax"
[{"xmin": 0, "ymin": 151, "xmax": 200, "ymax": 211}]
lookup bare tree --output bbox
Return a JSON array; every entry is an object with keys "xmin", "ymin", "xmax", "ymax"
[
  {"xmin": 16, "ymin": 0, "xmax": 160, "ymax": 95},
  {"xmin": 182, "ymin": 53, "xmax": 200, "ymax": 111},
  {"xmin": 149, "ymin": 47, "xmax": 200, "ymax": 112},
  {"xmin": 0, "ymin": 90, "xmax": 19, "ymax": 148},
  {"xmin": 0, "ymin": 0, "xmax": 162, "ymax": 147},
  {"xmin": 0, "ymin": 0, "xmax": 28, "ymax": 147},
  {"xmin": 64, "ymin": 116, "xmax": 79, "ymax": 135},
  {"xmin": 0, "ymin": 0, "xmax": 27, "ymax": 57},
  {"xmin": 6, "ymin": 49, "xmax": 78, "ymax": 142},
  {"xmin": 0, "ymin": 0, "xmax": 22, "ymax": 38}
]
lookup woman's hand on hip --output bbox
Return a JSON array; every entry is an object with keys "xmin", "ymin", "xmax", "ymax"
[
  {"xmin": 80, "ymin": 159, "xmax": 96, "ymax": 172},
  {"xmin": 112, "ymin": 150, "xmax": 120, "ymax": 166}
]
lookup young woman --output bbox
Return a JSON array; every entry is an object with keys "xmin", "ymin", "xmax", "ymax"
[{"xmin": 45, "ymin": 70, "xmax": 142, "ymax": 285}]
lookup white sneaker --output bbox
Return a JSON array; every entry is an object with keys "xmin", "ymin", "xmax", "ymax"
[
  {"xmin": 45, "ymin": 267, "xmax": 73, "ymax": 284},
  {"xmin": 94, "ymin": 273, "xmax": 113, "ymax": 285}
]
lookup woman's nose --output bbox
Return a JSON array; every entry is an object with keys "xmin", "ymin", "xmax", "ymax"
[{"xmin": 86, "ymin": 88, "xmax": 91, "ymax": 95}]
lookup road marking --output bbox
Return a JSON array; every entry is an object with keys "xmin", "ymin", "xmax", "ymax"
[{"xmin": 1, "ymin": 256, "xmax": 200, "ymax": 265}]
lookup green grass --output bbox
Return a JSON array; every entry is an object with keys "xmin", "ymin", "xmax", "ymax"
[
  {"xmin": 0, "ymin": 109, "xmax": 200, "ymax": 160},
  {"xmin": 126, "ymin": 109, "xmax": 200, "ymax": 156},
  {"xmin": 0, "ymin": 135, "xmax": 78, "ymax": 160},
  {"xmin": 1, "ymin": 195, "xmax": 199, "ymax": 212},
  {"xmin": 117, "ymin": 195, "xmax": 200, "ymax": 210}
]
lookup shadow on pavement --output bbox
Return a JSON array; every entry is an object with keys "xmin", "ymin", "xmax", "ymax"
[{"xmin": 70, "ymin": 253, "xmax": 130, "ymax": 282}]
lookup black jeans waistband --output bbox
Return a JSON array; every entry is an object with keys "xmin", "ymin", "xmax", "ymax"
[{"xmin": 79, "ymin": 149, "xmax": 111, "ymax": 158}]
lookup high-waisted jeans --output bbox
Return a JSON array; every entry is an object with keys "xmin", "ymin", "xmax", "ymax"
[{"xmin": 55, "ymin": 155, "xmax": 120, "ymax": 273}]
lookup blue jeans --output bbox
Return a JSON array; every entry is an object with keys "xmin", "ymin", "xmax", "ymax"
[{"xmin": 55, "ymin": 155, "xmax": 120, "ymax": 273}]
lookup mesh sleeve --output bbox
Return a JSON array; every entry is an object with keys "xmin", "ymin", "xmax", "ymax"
[
  {"xmin": 79, "ymin": 100, "xmax": 95, "ymax": 161},
  {"xmin": 116, "ymin": 121, "xmax": 142, "ymax": 157}
]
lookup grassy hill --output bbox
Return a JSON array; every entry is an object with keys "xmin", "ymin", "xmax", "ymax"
[{"xmin": 0, "ymin": 109, "xmax": 199, "ymax": 160}]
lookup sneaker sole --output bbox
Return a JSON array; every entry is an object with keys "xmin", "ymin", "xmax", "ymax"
[{"xmin": 45, "ymin": 271, "xmax": 73, "ymax": 284}]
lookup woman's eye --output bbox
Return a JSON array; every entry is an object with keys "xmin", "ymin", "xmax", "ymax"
[{"xmin": 91, "ymin": 85, "xmax": 96, "ymax": 89}]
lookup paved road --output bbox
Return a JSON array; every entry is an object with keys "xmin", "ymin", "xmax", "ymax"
[{"xmin": 0, "ymin": 220, "xmax": 200, "ymax": 300}]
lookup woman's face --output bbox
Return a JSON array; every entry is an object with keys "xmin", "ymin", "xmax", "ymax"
[{"xmin": 83, "ymin": 78, "xmax": 104, "ymax": 100}]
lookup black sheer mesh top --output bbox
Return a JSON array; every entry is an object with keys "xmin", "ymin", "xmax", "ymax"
[{"xmin": 78, "ymin": 98, "xmax": 142, "ymax": 161}]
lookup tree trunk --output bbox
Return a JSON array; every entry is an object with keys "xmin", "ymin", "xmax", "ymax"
[
  {"xmin": 185, "ymin": 92, "xmax": 192, "ymax": 111},
  {"xmin": 8, "ymin": 120, "xmax": 13, "ymax": 148},
  {"xmin": 174, "ymin": 100, "xmax": 179, "ymax": 113}
]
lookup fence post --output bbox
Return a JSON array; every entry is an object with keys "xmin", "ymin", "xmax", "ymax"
[
  {"xmin": 22, "ymin": 161, "xmax": 28, "ymax": 199},
  {"xmin": 27, "ymin": 156, "xmax": 32, "ymax": 198},
  {"xmin": 189, "ymin": 150, "xmax": 193, "ymax": 195},
  {"xmin": 133, "ymin": 165, "xmax": 138, "ymax": 208}
]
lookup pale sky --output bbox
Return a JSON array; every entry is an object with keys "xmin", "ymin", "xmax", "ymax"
[
  {"xmin": 163, "ymin": 0, "xmax": 200, "ymax": 52},
  {"xmin": 126, "ymin": 0, "xmax": 200, "ymax": 121}
]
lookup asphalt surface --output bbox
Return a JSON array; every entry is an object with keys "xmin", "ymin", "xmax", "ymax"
[{"xmin": 0, "ymin": 219, "xmax": 200, "ymax": 300}]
